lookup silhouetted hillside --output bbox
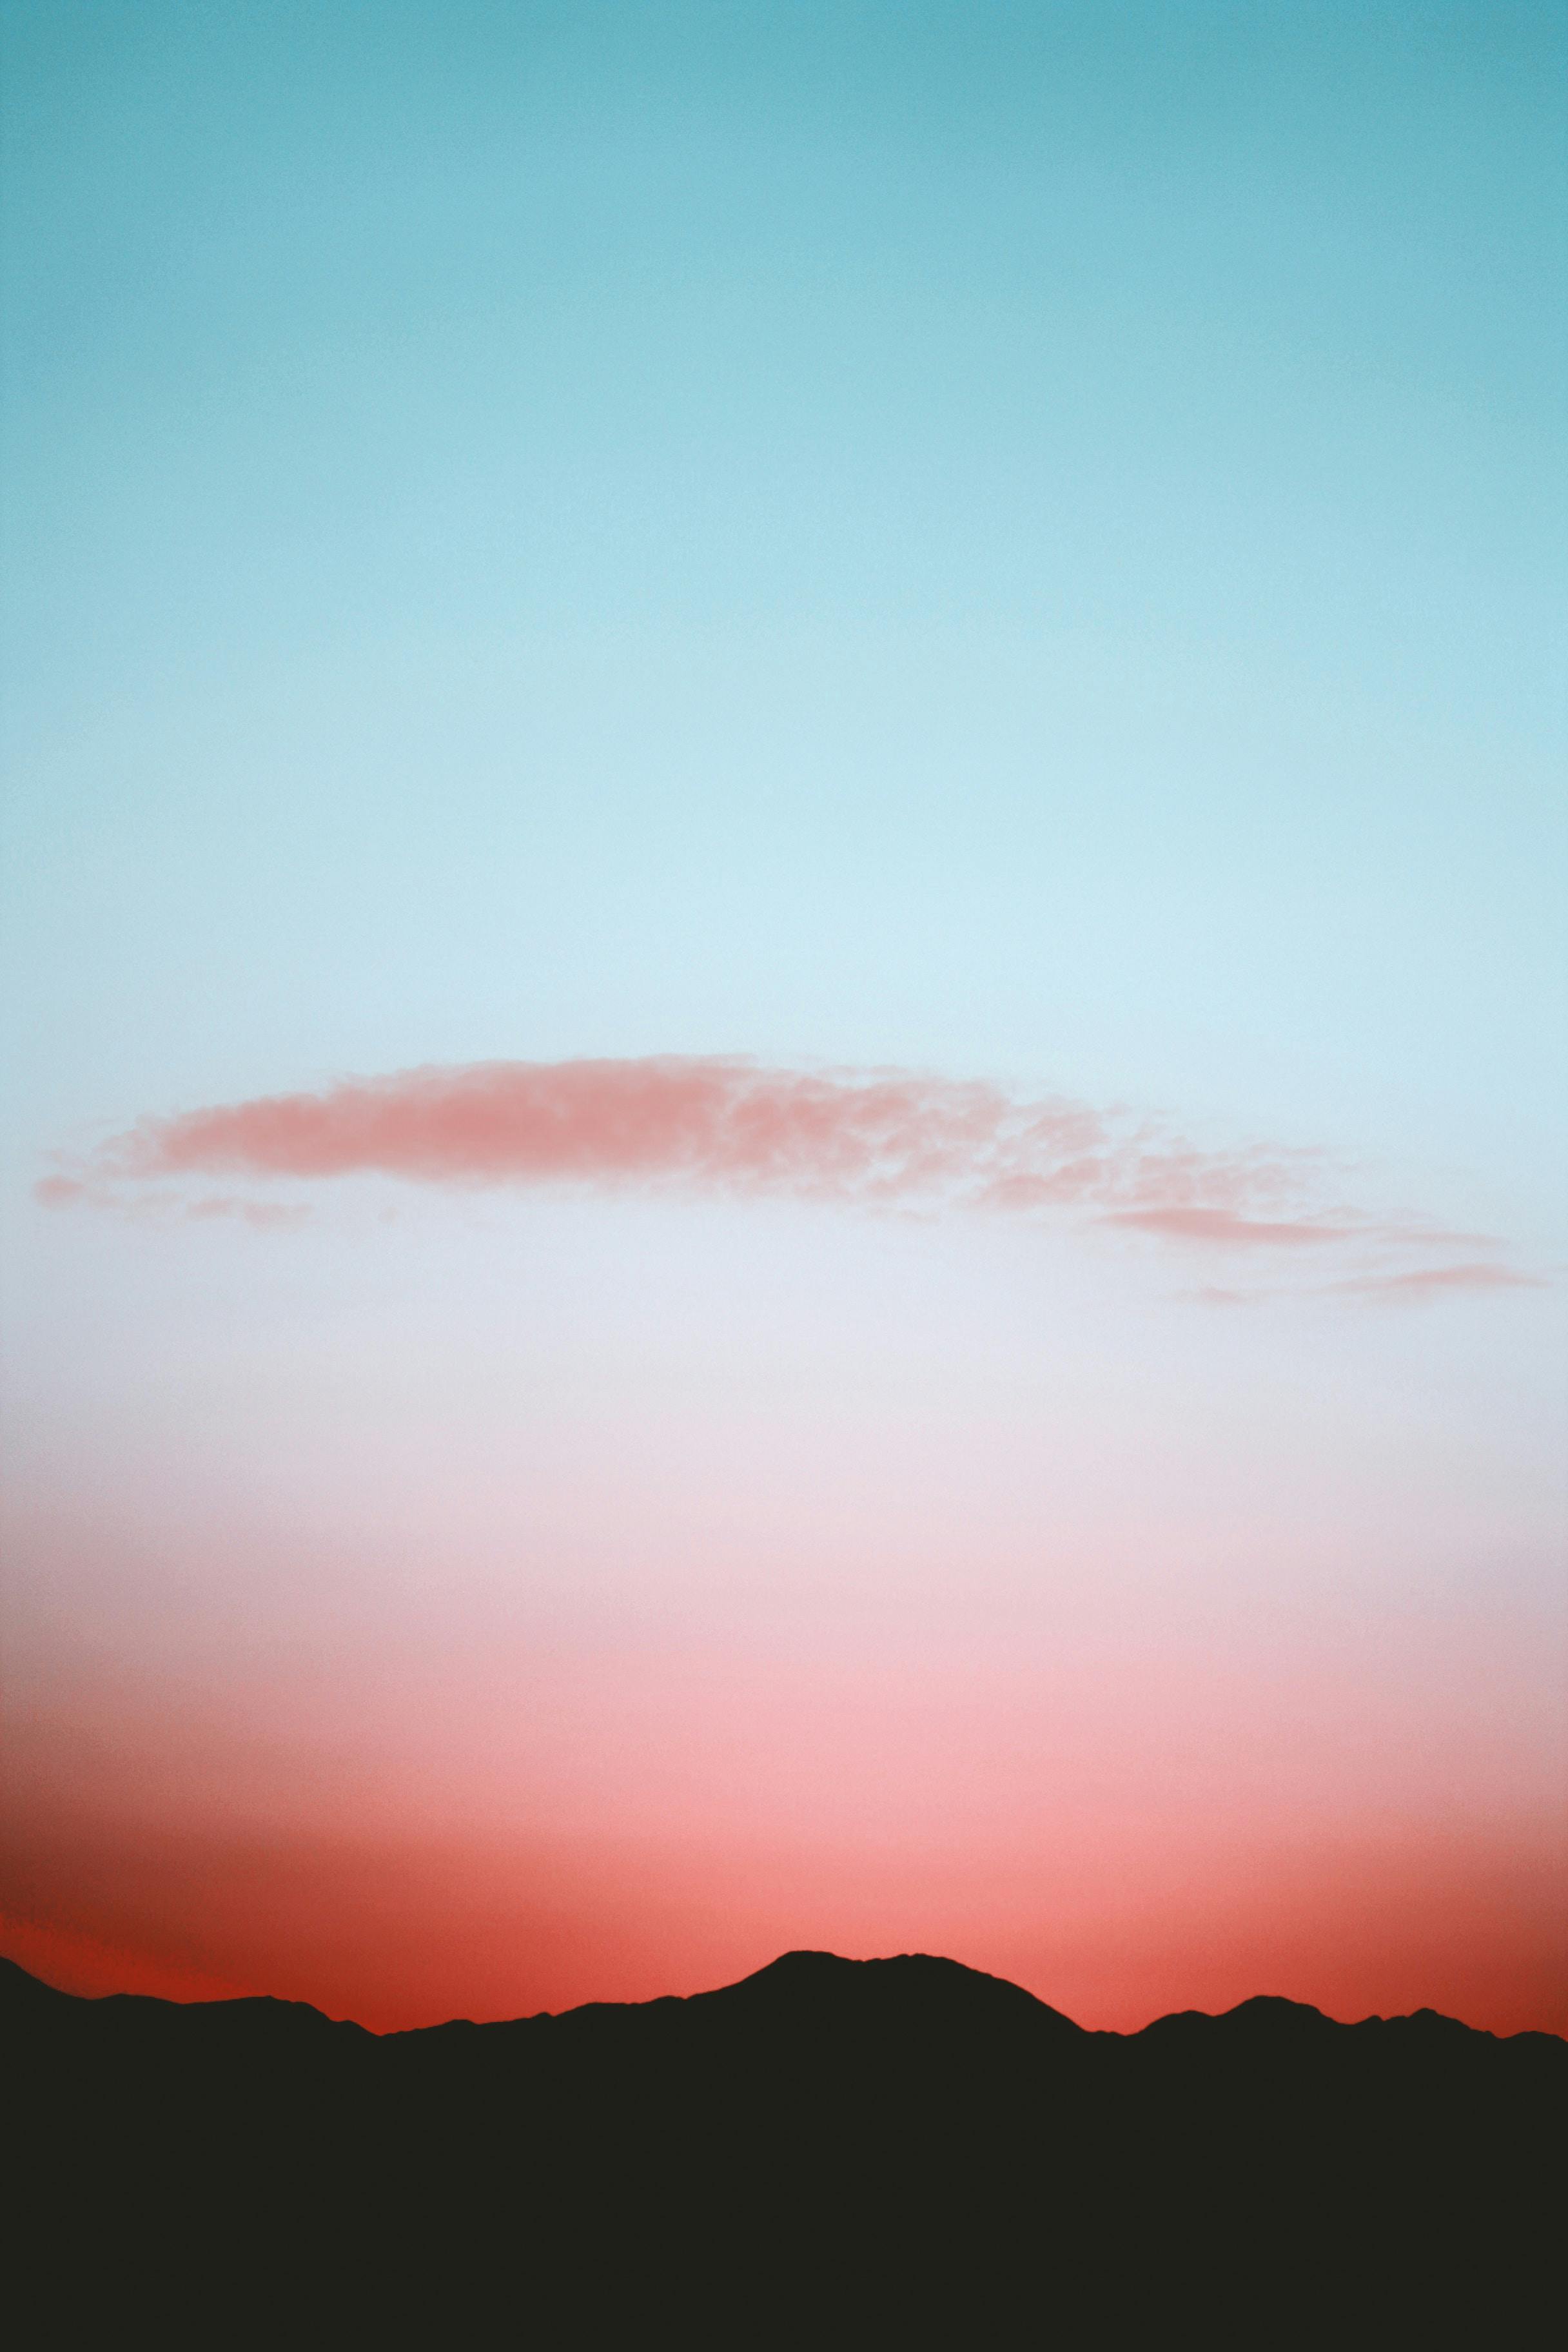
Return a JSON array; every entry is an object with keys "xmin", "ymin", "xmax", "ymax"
[{"xmin": 8, "ymin": 1948, "xmax": 1561, "ymax": 2344}]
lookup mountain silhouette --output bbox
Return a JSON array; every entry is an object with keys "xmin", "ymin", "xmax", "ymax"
[{"xmin": 8, "ymin": 1948, "xmax": 1561, "ymax": 2345}]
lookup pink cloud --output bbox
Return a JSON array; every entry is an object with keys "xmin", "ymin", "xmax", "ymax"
[
  {"xmin": 34, "ymin": 1058, "xmax": 1292, "ymax": 1219},
  {"xmin": 33, "ymin": 1056, "xmax": 1534, "ymax": 1290},
  {"xmin": 101, "ymin": 1061, "xmax": 1048, "ymax": 1199}
]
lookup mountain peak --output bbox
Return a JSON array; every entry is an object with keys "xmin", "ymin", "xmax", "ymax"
[{"xmin": 701, "ymin": 1946, "xmax": 1084, "ymax": 2034}]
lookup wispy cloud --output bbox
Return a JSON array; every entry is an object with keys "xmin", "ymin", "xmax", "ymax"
[
  {"xmin": 1328, "ymin": 1262, "xmax": 1549, "ymax": 1302},
  {"xmin": 1104, "ymin": 1207, "xmax": 1349, "ymax": 1248},
  {"xmin": 184, "ymin": 1195, "xmax": 313, "ymax": 1231},
  {"xmin": 34, "ymin": 1056, "xmax": 1540, "ymax": 1297}
]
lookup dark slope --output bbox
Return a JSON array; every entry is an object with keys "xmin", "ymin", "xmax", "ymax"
[{"xmin": 8, "ymin": 1950, "xmax": 1562, "ymax": 2346}]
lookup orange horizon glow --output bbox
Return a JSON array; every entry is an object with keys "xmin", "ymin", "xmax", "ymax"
[
  {"xmin": 6, "ymin": 1821, "xmax": 1560, "ymax": 2040},
  {"xmin": 7, "ymin": 1614, "xmax": 1563, "ymax": 2038}
]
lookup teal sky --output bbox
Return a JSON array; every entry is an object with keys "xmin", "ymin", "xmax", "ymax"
[
  {"xmin": 1, "ymin": 5, "xmax": 1565, "ymax": 2028},
  {"xmin": 4, "ymin": 4, "xmax": 1564, "ymax": 1186}
]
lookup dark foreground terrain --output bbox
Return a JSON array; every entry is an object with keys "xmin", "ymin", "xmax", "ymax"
[{"xmin": 6, "ymin": 1948, "xmax": 1562, "ymax": 2345}]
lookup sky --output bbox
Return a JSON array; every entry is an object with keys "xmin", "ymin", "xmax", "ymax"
[{"xmin": 1, "ymin": 1, "xmax": 1565, "ymax": 2035}]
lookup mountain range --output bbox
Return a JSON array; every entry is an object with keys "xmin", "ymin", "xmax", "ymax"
[{"xmin": 9, "ymin": 1947, "xmax": 1561, "ymax": 2344}]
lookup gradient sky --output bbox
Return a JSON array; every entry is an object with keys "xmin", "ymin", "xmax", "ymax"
[{"xmin": 1, "ymin": 1, "xmax": 1565, "ymax": 2035}]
